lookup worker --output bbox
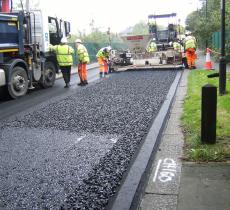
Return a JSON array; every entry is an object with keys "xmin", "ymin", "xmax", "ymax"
[
  {"xmin": 75, "ymin": 39, "xmax": 90, "ymax": 86},
  {"xmin": 96, "ymin": 46, "xmax": 111, "ymax": 78},
  {"xmin": 49, "ymin": 37, "xmax": 74, "ymax": 88},
  {"xmin": 146, "ymin": 39, "xmax": 157, "ymax": 54},
  {"xmin": 172, "ymin": 40, "xmax": 188, "ymax": 68},
  {"xmin": 184, "ymin": 31, "xmax": 197, "ymax": 69}
]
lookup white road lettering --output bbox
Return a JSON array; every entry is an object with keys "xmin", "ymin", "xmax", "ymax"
[{"xmin": 153, "ymin": 158, "xmax": 177, "ymax": 183}]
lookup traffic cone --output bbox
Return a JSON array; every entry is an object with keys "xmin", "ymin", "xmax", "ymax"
[{"xmin": 205, "ymin": 48, "xmax": 213, "ymax": 70}]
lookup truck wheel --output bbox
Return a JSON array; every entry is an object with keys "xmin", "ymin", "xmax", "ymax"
[
  {"xmin": 39, "ymin": 62, "xmax": 56, "ymax": 88},
  {"xmin": 8, "ymin": 66, "xmax": 28, "ymax": 99}
]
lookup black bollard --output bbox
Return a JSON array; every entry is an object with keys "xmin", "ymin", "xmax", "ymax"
[{"xmin": 201, "ymin": 84, "xmax": 217, "ymax": 144}]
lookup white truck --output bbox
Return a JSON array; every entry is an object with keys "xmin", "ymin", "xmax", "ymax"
[{"xmin": 0, "ymin": 0, "xmax": 71, "ymax": 98}]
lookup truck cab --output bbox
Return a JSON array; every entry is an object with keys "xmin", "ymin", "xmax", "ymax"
[{"xmin": 0, "ymin": 0, "xmax": 71, "ymax": 99}]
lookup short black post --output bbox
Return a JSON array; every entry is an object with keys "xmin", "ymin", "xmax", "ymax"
[{"xmin": 201, "ymin": 84, "xmax": 217, "ymax": 144}]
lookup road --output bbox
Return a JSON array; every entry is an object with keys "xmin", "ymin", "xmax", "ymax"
[
  {"xmin": 0, "ymin": 68, "xmax": 179, "ymax": 209},
  {"xmin": 0, "ymin": 67, "xmax": 99, "ymax": 120}
]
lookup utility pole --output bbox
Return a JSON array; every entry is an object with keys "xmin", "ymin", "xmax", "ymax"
[
  {"xmin": 205, "ymin": 0, "xmax": 208, "ymax": 49},
  {"xmin": 107, "ymin": 27, "xmax": 111, "ymax": 46},
  {"xmin": 219, "ymin": 0, "xmax": 226, "ymax": 95}
]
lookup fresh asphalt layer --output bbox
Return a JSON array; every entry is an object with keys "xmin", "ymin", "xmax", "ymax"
[
  {"xmin": 0, "ymin": 64, "xmax": 99, "ymax": 120},
  {"xmin": 0, "ymin": 69, "xmax": 179, "ymax": 209}
]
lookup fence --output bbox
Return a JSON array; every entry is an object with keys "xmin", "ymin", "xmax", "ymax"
[
  {"xmin": 68, "ymin": 42, "xmax": 128, "ymax": 65},
  {"xmin": 212, "ymin": 29, "xmax": 230, "ymax": 51}
]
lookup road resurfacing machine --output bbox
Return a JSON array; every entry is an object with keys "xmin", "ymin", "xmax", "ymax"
[{"xmin": 111, "ymin": 13, "xmax": 183, "ymax": 71}]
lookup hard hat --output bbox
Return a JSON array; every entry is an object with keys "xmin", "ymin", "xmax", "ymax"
[
  {"xmin": 75, "ymin": 39, "xmax": 82, "ymax": 43},
  {"xmin": 61, "ymin": 37, "xmax": 68, "ymax": 43},
  {"xmin": 104, "ymin": 46, "xmax": 111, "ymax": 53},
  {"xmin": 185, "ymin": 31, "xmax": 191, "ymax": 36},
  {"xmin": 107, "ymin": 46, "xmax": 112, "ymax": 51},
  {"xmin": 152, "ymin": 38, "xmax": 156, "ymax": 41}
]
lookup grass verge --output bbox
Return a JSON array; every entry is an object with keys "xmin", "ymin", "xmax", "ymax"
[{"xmin": 181, "ymin": 70, "xmax": 230, "ymax": 162}]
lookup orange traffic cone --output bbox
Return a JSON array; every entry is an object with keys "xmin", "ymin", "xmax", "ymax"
[{"xmin": 205, "ymin": 48, "xmax": 213, "ymax": 70}]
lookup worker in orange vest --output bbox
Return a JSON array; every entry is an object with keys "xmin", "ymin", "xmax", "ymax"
[
  {"xmin": 96, "ymin": 46, "xmax": 111, "ymax": 78},
  {"xmin": 184, "ymin": 31, "xmax": 197, "ymax": 69},
  {"xmin": 75, "ymin": 39, "xmax": 90, "ymax": 86}
]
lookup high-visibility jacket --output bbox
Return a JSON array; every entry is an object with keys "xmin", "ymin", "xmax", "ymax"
[
  {"xmin": 147, "ymin": 41, "xmax": 157, "ymax": 53},
  {"xmin": 50, "ymin": 44, "xmax": 74, "ymax": 66},
  {"xmin": 184, "ymin": 36, "xmax": 196, "ymax": 50},
  {"xmin": 77, "ymin": 44, "xmax": 90, "ymax": 64},
  {"xmin": 173, "ymin": 42, "xmax": 184, "ymax": 53},
  {"xmin": 96, "ymin": 48, "xmax": 109, "ymax": 60}
]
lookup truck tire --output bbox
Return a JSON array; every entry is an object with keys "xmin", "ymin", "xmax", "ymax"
[
  {"xmin": 39, "ymin": 61, "xmax": 56, "ymax": 88},
  {"xmin": 8, "ymin": 66, "xmax": 28, "ymax": 99}
]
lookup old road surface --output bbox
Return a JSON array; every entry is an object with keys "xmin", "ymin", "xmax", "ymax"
[{"xmin": 0, "ymin": 68, "xmax": 181, "ymax": 209}]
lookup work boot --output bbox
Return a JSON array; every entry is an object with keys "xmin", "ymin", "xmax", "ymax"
[
  {"xmin": 77, "ymin": 82, "xmax": 84, "ymax": 86},
  {"xmin": 99, "ymin": 72, "xmax": 103, "ymax": 78},
  {"xmin": 84, "ymin": 80, "xmax": 88, "ymax": 85},
  {"xmin": 64, "ymin": 83, "xmax": 70, "ymax": 88}
]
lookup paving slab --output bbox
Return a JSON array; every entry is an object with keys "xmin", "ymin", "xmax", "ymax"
[
  {"xmin": 145, "ymin": 135, "xmax": 183, "ymax": 195},
  {"xmin": 140, "ymin": 194, "xmax": 177, "ymax": 210},
  {"xmin": 177, "ymin": 163, "xmax": 230, "ymax": 210}
]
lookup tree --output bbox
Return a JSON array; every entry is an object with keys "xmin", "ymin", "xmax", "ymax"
[
  {"xmin": 185, "ymin": 0, "xmax": 230, "ymax": 50},
  {"xmin": 131, "ymin": 21, "xmax": 149, "ymax": 35}
]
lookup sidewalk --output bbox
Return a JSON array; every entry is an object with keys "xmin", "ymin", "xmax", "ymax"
[
  {"xmin": 139, "ymin": 67, "xmax": 230, "ymax": 209},
  {"xmin": 56, "ymin": 62, "xmax": 99, "ymax": 79}
]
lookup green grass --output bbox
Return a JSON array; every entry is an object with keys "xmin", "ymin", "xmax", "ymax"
[{"xmin": 181, "ymin": 70, "xmax": 230, "ymax": 162}]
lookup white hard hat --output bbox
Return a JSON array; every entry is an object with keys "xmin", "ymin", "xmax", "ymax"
[
  {"xmin": 61, "ymin": 37, "xmax": 68, "ymax": 43},
  {"xmin": 75, "ymin": 39, "xmax": 82, "ymax": 43},
  {"xmin": 107, "ymin": 46, "xmax": 112, "ymax": 51},
  {"xmin": 185, "ymin": 31, "xmax": 191, "ymax": 36},
  {"xmin": 152, "ymin": 38, "xmax": 156, "ymax": 41}
]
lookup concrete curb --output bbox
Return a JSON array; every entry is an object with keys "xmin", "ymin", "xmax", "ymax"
[{"xmin": 109, "ymin": 70, "xmax": 183, "ymax": 210}]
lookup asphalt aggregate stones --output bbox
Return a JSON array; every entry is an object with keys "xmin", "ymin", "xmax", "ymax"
[{"xmin": 0, "ymin": 70, "xmax": 177, "ymax": 209}]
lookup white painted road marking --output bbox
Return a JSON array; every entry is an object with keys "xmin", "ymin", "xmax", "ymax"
[
  {"xmin": 153, "ymin": 158, "xmax": 177, "ymax": 183},
  {"xmin": 75, "ymin": 135, "xmax": 86, "ymax": 143},
  {"xmin": 110, "ymin": 138, "xmax": 118, "ymax": 143},
  {"xmin": 153, "ymin": 159, "xmax": 162, "ymax": 182}
]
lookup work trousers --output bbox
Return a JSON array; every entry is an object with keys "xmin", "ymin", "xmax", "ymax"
[
  {"xmin": 186, "ymin": 48, "xmax": 197, "ymax": 69},
  {"xmin": 78, "ymin": 63, "xmax": 88, "ymax": 82},
  {"xmin": 97, "ymin": 57, "xmax": 108, "ymax": 74},
  {"xmin": 60, "ymin": 66, "xmax": 71, "ymax": 84}
]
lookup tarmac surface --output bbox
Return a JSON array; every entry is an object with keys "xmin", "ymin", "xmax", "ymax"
[
  {"xmin": 139, "ymin": 51, "xmax": 230, "ymax": 210},
  {"xmin": 0, "ymin": 66, "xmax": 178, "ymax": 209},
  {"xmin": 1, "ymin": 56, "xmax": 229, "ymax": 209}
]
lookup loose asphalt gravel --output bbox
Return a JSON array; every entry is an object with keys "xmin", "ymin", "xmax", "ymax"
[{"xmin": 0, "ymin": 70, "xmax": 177, "ymax": 209}]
